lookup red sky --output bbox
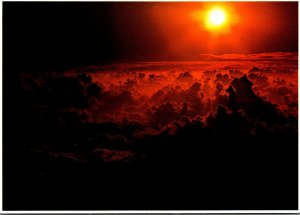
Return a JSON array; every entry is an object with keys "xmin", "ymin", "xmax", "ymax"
[
  {"xmin": 4, "ymin": 2, "xmax": 298, "ymax": 69},
  {"xmin": 112, "ymin": 2, "xmax": 298, "ymax": 60}
]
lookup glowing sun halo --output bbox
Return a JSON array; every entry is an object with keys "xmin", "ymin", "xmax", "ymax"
[
  {"xmin": 208, "ymin": 9, "xmax": 226, "ymax": 26},
  {"xmin": 192, "ymin": 6, "xmax": 235, "ymax": 34}
]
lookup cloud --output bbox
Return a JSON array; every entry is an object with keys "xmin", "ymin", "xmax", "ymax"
[
  {"xmin": 9, "ymin": 61, "xmax": 298, "ymax": 210},
  {"xmin": 248, "ymin": 72, "xmax": 269, "ymax": 88},
  {"xmin": 225, "ymin": 75, "xmax": 291, "ymax": 126},
  {"xmin": 149, "ymin": 101, "xmax": 180, "ymax": 127},
  {"xmin": 176, "ymin": 71, "xmax": 194, "ymax": 81},
  {"xmin": 198, "ymin": 52, "xmax": 298, "ymax": 62}
]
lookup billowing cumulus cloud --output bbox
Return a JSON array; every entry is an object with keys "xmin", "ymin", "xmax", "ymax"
[{"xmin": 8, "ymin": 58, "xmax": 298, "ymax": 210}]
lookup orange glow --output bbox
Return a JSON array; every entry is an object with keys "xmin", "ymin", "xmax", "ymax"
[{"xmin": 149, "ymin": 2, "xmax": 291, "ymax": 56}]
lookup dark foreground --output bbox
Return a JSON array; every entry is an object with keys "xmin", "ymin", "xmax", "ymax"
[{"xmin": 3, "ymin": 63, "xmax": 298, "ymax": 210}]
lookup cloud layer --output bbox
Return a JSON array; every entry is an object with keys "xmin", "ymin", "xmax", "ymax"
[{"xmin": 5, "ymin": 58, "xmax": 298, "ymax": 210}]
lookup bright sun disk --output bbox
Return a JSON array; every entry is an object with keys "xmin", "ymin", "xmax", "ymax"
[{"xmin": 208, "ymin": 9, "xmax": 226, "ymax": 26}]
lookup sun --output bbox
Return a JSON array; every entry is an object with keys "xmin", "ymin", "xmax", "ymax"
[
  {"xmin": 208, "ymin": 9, "xmax": 226, "ymax": 26},
  {"xmin": 192, "ymin": 5, "xmax": 236, "ymax": 34},
  {"xmin": 206, "ymin": 8, "xmax": 227, "ymax": 29}
]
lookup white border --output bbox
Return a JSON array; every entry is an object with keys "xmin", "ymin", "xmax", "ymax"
[
  {"xmin": 1, "ymin": 0, "xmax": 299, "ymax": 1},
  {"xmin": 0, "ymin": 0, "xmax": 3, "ymax": 212},
  {"xmin": 1, "ymin": 211, "xmax": 299, "ymax": 213}
]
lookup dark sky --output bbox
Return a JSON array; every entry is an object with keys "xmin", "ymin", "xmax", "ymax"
[{"xmin": 3, "ymin": 2, "xmax": 298, "ymax": 71}]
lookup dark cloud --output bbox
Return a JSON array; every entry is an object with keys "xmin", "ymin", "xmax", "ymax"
[
  {"xmin": 214, "ymin": 72, "xmax": 231, "ymax": 85},
  {"xmin": 248, "ymin": 72, "xmax": 269, "ymax": 88},
  {"xmin": 176, "ymin": 70, "xmax": 194, "ymax": 81},
  {"xmin": 34, "ymin": 74, "xmax": 103, "ymax": 109},
  {"xmin": 149, "ymin": 101, "xmax": 180, "ymax": 127},
  {"xmin": 4, "ymin": 60, "xmax": 298, "ymax": 210}
]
